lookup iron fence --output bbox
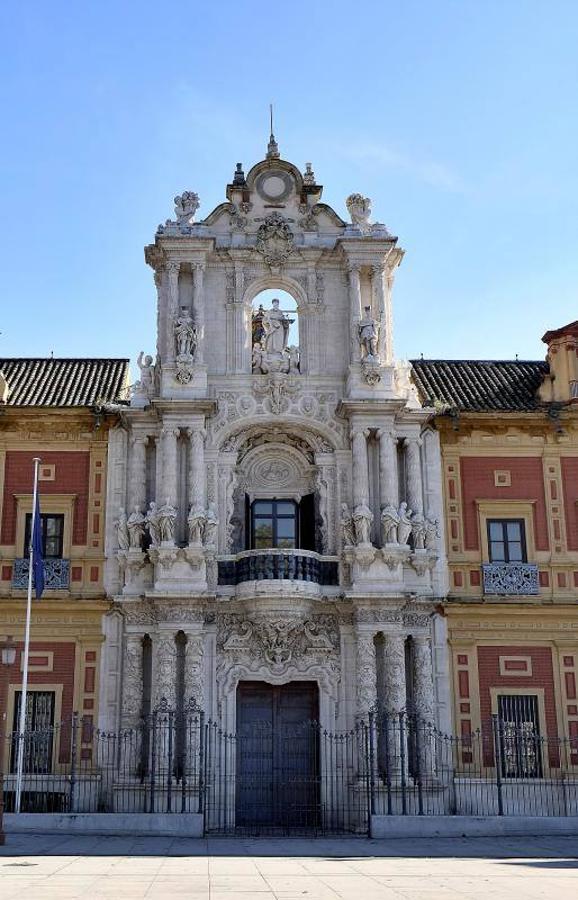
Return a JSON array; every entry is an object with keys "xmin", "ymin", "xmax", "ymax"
[{"xmin": 3, "ymin": 703, "xmax": 578, "ymax": 829}]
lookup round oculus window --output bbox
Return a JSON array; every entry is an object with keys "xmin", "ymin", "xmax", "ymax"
[{"xmin": 256, "ymin": 170, "xmax": 293, "ymax": 202}]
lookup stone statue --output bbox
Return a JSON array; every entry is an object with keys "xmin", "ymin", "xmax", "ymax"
[
  {"xmin": 187, "ymin": 504, "xmax": 206, "ymax": 546},
  {"xmin": 252, "ymin": 342, "xmax": 265, "ymax": 374},
  {"xmin": 341, "ymin": 503, "xmax": 356, "ymax": 547},
  {"xmin": 145, "ymin": 501, "xmax": 161, "ymax": 547},
  {"xmin": 203, "ymin": 504, "xmax": 218, "ymax": 547},
  {"xmin": 127, "ymin": 506, "xmax": 146, "ymax": 550},
  {"xmin": 174, "ymin": 191, "xmax": 199, "ymax": 225},
  {"xmin": 353, "ymin": 504, "xmax": 373, "ymax": 546},
  {"xmin": 134, "ymin": 352, "xmax": 155, "ymax": 398},
  {"xmin": 424, "ymin": 517, "xmax": 439, "ymax": 551},
  {"xmin": 359, "ymin": 307, "xmax": 380, "ymax": 360},
  {"xmin": 346, "ymin": 193, "xmax": 372, "ymax": 233},
  {"xmin": 116, "ymin": 508, "xmax": 130, "ymax": 551},
  {"xmin": 287, "ymin": 345, "xmax": 300, "ymax": 374},
  {"xmin": 262, "ymin": 299, "xmax": 291, "ymax": 355},
  {"xmin": 397, "ymin": 501, "xmax": 413, "ymax": 546},
  {"xmin": 411, "ymin": 512, "xmax": 426, "ymax": 550},
  {"xmin": 158, "ymin": 499, "xmax": 177, "ymax": 543},
  {"xmin": 174, "ymin": 308, "xmax": 197, "ymax": 358},
  {"xmin": 381, "ymin": 503, "xmax": 400, "ymax": 544}
]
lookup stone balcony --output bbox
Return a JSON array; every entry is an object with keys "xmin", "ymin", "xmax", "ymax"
[
  {"xmin": 218, "ymin": 549, "xmax": 339, "ymax": 589},
  {"xmin": 12, "ymin": 558, "xmax": 71, "ymax": 591},
  {"xmin": 481, "ymin": 562, "xmax": 540, "ymax": 596}
]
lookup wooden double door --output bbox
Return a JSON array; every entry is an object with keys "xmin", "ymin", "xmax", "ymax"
[{"xmin": 235, "ymin": 681, "xmax": 320, "ymax": 830}]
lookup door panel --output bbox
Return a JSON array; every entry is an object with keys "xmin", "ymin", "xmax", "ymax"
[{"xmin": 236, "ymin": 681, "xmax": 319, "ymax": 829}]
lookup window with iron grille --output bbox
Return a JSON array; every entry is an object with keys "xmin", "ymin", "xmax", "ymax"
[
  {"xmin": 10, "ymin": 690, "xmax": 56, "ymax": 774},
  {"xmin": 497, "ymin": 694, "xmax": 542, "ymax": 778},
  {"xmin": 487, "ymin": 519, "xmax": 527, "ymax": 563},
  {"xmin": 23, "ymin": 513, "xmax": 64, "ymax": 559}
]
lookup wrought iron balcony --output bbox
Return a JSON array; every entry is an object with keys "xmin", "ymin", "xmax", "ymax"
[
  {"xmin": 218, "ymin": 549, "xmax": 339, "ymax": 587},
  {"xmin": 12, "ymin": 558, "xmax": 70, "ymax": 591},
  {"xmin": 481, "ymin": 562, "xmax": 539, "ymax": 596}
]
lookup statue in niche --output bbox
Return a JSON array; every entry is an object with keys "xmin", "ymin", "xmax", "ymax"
[
  {"xmin": 158, "ymin": 499, "xmax": 177, "ymax": 543},
  {"xmin": 146, "ymin": 501, "xmax": 161, "ymax": 547},
  {"xmin": 340, "ymin": 503, "xmax": 356, "ymax": 548},
  {"xmin": 116, "ymin": 508, "xmax": 130, "ymax": 551},
  {"xmin": 359, "ymin": 307, "xmax": 380, "ymax": 361},
  {"xmin": 411, "ymin": 512, "xmax": 426, "ymax": 550},
  {"xmin": 203, "ymin": 504, "xmax": 218, "ymax": 548},
  {"xmin": 262, "ymin": 298, "xmax": 291, "ymax": 355},
  {"xmin": 187, "ymin": 504, "xmax": 206, "ymax": 546},
  {"xmin": 397, "ymin": 501, "xmax": 413, "ymax": 546},
  {"xmin": 174, "ymin": 308, "xmax": 197, "ymax": 358},
  {"xmin": 353, "ymin": 504, "xmax": 373, "ymax": 546},
  {"xmin": 381, "ymin": 503, "xmax": 400, "ymax": 544},
  {"xmin": 127, "ymin": 506, "xmax": 146, "ymax": 550}
]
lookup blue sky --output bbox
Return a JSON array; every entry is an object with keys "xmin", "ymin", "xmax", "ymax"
[{"xmin": 1, "ymin": 1, "xmax": 577, "ymax": 373}]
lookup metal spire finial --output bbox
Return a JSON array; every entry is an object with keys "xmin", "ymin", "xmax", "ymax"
[{"xmin": 266, "ymin": 103, "xmax": 280, "ymax": 159}]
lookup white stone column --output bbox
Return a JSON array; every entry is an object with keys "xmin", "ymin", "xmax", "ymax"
[
  {"xmin": 372, "ymin": 264, "xmax": 387, "ymax": 360},
  {"xmin": 188, "ymin": 426, "xmax": 206, "ymax": 510},
  {"xmin": 166, "ymin": 261, "xmax": 180, "ymax": 363},
  {"xmin": 413, "ymin": 635, "xmax": 436, "ymax": 778},
  {"xmin": 383, "ymin": 632, "xmax": 408, "ymax": 780},
  {"xmin": 377, "ymin": 428, "xmax": 398, "ymax": 509},
  {"xmin": 405, "ymin": 437, "xmax": 424, "ymax": 516},
  {"xmin": 193, "ymin": 262, "xmax": 206, "ymax": 365},
  {"xmin": 153, "ymin": 268, "xmax": 165, "ymax": 360},
  {"xmin": 128, "ymin": 434, "xmax": 148, "ymax": 512},
  {"xmin": 160, "ymin": 426, "xmax": 180, "ymax": 507},
  {"xmin": 122, "ymin": 634, "xmax": 144, "ymax": 726},
  {"xmin": 348, "ymin": 264, "xmax": 362, "ymax": 364},
  {"xmin": 356, "ymin": 631, "xmax": 377, "ymax": 718},
  {"xmin": 351, "ymin": 428, "xmax": 370, "ymax": 508},
  {"xmin": 153, "ymin": 633, "xmax": 177, "ymax": 709}
]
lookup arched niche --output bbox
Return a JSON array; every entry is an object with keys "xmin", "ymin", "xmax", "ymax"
[{"xmin": 250, "ymin": 286, "xmax": 301, "ymax": 376}]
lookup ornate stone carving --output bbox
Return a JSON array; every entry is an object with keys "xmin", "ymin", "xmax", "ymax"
[
  {"xmin": 346, "ymin": 193, "xmax": 372, "ymax": 233},
  {"xmin": 409, "ymin": 549, "xmax": 439, "ymax": 576},
  {"xmin": 127, "ymin": 506, "xmax": 146, "ymax": 549},
  {"xmin": 203, "ymin": 503, "xmax": 218, "ymax": 548},
  {"xmin": 154, "ymin": 637, "xmax": 177, "ymax": 707},
  {"xmin": 397, "ymin": 501, "xmax": 413, "ymax": 545},
  {"xmin": 358, "ymin": 306, "xmax": 380, "ymax": 361},
  {"xmin": 356, "ymin": 632, "xmax": 377, "ymax": 716},
  {"xmin": 226, "ymin": 203, "xmax": 247, "ymax": 230},
  {"xmin": 187, "ymin": 505, "xmax": 206, "ymax": 546},
  {"xmin": 122, "ymin": 638, "xmax": 143, "ymax": 718},
  {"xmin": 255, "ymin": 212, "xmax": 294, "ymax": 266},
  {"xmin": 115, "ymin": 508, "xmax": 130, "ymax": 551},
  {"xmin": 253, "ymin": 373, "xmax": 300, "ymax": 415},
  {"xmin": 218, "ymin": 614, "xmax": 338, "ymax": 675},
  {"xmin": 158, "ymin": 499, "xmax": 177, "ymax": 543},
  {"xmin": 185, "ymin": 634, "xmax": 204, "ymax": 702},
  {"xmin": 145, "ymin": 501, "xmax": 161, "ymax": 547},
  {"xmin": 340, "ymin": 503, "xmax": 356, "ymax": 548},
  {"xmin": 132, "ymin": 351, "xmax": 155, "ymax": 402},
  {"xmin": 174, "ymin": 191, "xmax": 200, "ymax": 226},
  {"xmin": 352, "ymin": 504, "xmax": 373, "ymax": 546}
]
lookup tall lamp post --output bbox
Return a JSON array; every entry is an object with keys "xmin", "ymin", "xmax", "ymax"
[{"xmin": 0, "ymin": 635, "xmax": 17, "ymax": 845}]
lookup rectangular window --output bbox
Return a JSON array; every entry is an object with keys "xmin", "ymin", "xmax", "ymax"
[
  {"xmin": 10, "ymin": 691, "xmax": 56, "ymax": 774},
  {"xmin": 24, "ymin": 514, "xmax": 64, "ymax": 559},
  {"xmin": 497, "ymin": 694, "xmax": 542, "ymax": 778},
  {"xmin": 487, "ymin": 519, "xmax": 526, "ymax": 563},
  {"xmin": 251, "ymin": 500, "xmax": 298, "ymax": 549}
]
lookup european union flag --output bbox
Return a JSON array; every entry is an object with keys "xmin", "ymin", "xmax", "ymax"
[{"xmin": 32, "ymin": 490, "xmax": 44, "ymax": 599}]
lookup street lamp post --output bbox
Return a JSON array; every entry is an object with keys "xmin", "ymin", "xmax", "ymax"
[{"xmin": 0, "ymin": 635, "xmax": 17, "ymax": 845}]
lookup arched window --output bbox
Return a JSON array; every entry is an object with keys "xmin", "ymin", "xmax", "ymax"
[{"xmin": 251, "ymin": 289, "xmax": 299, "ymax": 374}]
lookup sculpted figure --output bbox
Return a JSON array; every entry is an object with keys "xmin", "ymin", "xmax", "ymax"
[
  {"xmin": 411, "ymin": 512, "xmax": 426, "ymax": 550},
  {"xmin": 359, "ymin": 307, "xmax": 380, "ymax": 360},
  {"xmin": 381, "ymin": 503, "xmax": 400, "ymax": 544},
  {"xmin": 174, "ymin": 308, "xmax": 197, "ymax": 358},
  {"xmin": 174, "ymin": 191, "xmax": 199, "ymax": 225},
  {"xmin": 287, "ymin": 345, "xmax": 300, "ymax": 374},
  {"xmin": 397, "ymin": 501, "xmax": 413, "ymax": 546},
  {"xmin": 262, "ymin": 299, "xmax": 291, "ymax": 355},
  {"xmin": 353, "ymin": 503, "xmax": 373, "ymax": 546},
  {"xmin": 203, "ymin": 504, "xmax": 218, "ymax": 547},
  {"xmin": 135, "ymin": 352, "xmax": 155, "ymax": 397},
  {"xmin": 424, "ymin": 517, "xmax": 440, "ymax": 550},
  {"xmin": 341, "ymin": 503, "xmax": 356, "ymax": 547},
  {"xmin": 252, "ymin": 342, "xmax": 265, "ymax": 374},
  {"xmin": 145, "ymin": 501, "xmax": 161, "ymax": 547},
  {"xmin": 127, "ymin": 506, "xmax": 146, "ymax": 550},
  {"xmin": 346, "ymin": 193, "xmax": 372, "ymax": 233},
  {"xmin": 158, "ymin": 499, "xmax": 177, "ymax": 543},
  {"xmin": 187, "ymin": 504, "xmax": 206, "ymax": 546},
  {"xmin": 116, "ymin": 508, "xmax": 130, "ymax": 551}
]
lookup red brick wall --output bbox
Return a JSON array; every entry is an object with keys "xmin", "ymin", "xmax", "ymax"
[
  {"xmin": 561, "ymin": 458, "xmax": 578, "ymax": 551},
  {"xmin": 460, "ymin": 457, "xmax": 549, "ymax": 551},
  {"xmin": 1, "ymin": 451, "xmax": 90, "ymax": 547},
  {"xmin": 0, "ymin": 641, "xmax": 76, "ymax": 764}
]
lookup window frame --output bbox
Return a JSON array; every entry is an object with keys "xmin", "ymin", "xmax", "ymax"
[
  {"xmin": 23, "ymin": 513, "xmax": 65, "ymax": 559},
  {"xmin": 250, "ymin": 499, "xmax": 299, "ymax": 550},
  {"xmin": 486, "ymin": 518, "xmax": 527, "ymax": 564}
]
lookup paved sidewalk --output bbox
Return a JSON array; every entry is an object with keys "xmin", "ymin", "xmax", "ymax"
[{"xmin": 0, "ymin": 833, "xmax": 577, "ymax": 898}]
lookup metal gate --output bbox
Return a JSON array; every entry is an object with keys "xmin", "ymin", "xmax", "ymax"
[{"xmin": 203, "ymin": 718, "xmax": 370, "ymax": 835}]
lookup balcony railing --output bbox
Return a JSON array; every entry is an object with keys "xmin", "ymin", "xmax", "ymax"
[
  {"xmin": 12, "ymin": 558, "xmax": 70, "ymax": 591},
  {"xmin": 481, "ymin": 562, "xmax": 539, "ymax": 596},
  {"xmin": 218, "ymin": 549, "xmax": 339, "ymax": 587}
]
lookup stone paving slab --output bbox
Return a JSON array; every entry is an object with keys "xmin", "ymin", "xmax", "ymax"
[{"xmin": 0, "ymin": 833, "xmax": 577, "ymax": 899}]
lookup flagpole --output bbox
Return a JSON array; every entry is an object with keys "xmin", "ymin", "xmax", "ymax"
[{"xmin": 14, "ymin": 456, "xmax": 41, "ymax": 814}]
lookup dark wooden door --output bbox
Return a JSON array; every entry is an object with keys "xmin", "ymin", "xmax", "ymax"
[{"xmin": 236, "ymin": 681, "xmax": 319, "ymax": 829}]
